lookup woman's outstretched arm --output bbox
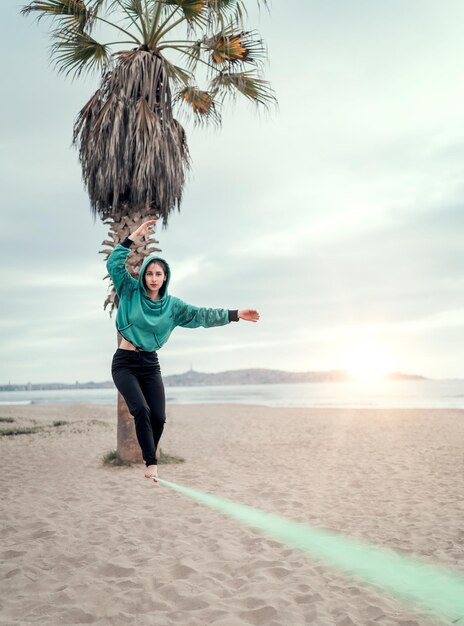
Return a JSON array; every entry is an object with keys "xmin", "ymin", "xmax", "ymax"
[{"xmin": 173, "ymin": 299, "xmax": 260, "ymax": 328}]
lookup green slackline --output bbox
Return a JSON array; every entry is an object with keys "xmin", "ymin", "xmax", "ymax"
[{"xmin": 156, "ymin": 477, "xmax": 464, "ymax": 624}]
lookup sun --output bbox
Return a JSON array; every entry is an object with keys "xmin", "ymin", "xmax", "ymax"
[{"xmin": 342, "ymin": 333, "xmax": 394, "ymax": 382}]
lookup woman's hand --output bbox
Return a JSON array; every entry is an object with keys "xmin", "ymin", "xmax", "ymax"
[
  {"xmin": 128, "ymin": 219, "xmax": 157, "ymax": 241},
  {"xmin": 238, "ymin": 309, "xmax": 260, "ymax": 322}
]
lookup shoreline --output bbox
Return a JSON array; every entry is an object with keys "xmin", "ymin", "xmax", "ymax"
[{"xmin": 1, "ymin": 378, "xmax": 464, "ymax": 412}]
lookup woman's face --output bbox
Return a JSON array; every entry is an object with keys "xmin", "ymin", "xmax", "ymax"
[{"xmin": 144, "ymin": 262, "xmax": 166, "ymax": 291}]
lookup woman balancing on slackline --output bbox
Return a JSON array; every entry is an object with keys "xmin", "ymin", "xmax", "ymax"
[{"xmin": 107, "ymin": 219, "xmax": 260, "ymax": 482}]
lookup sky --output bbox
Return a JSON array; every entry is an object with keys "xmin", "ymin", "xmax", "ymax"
[{"xmin": 1, "ymin": 0, "xmax": 464, "ymax": 383}]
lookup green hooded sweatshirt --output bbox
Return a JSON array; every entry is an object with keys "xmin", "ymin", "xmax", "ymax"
[{"xmin": 106, "ymin": 238, "xmax": 237, "ymax": 351}]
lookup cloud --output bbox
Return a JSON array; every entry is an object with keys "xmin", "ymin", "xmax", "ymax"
[{"xmin": 2, "ymin": 0, "xmax": 464, "ymax": 382}]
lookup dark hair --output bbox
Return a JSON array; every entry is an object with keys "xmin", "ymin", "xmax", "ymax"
[{"xmin": 145, "ymin": 259, "xmax": 167, "ymax": 275}]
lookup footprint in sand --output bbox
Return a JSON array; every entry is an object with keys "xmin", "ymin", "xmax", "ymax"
[
  {"xmin": 239, "ymin": 605, "xmax": 278, "ymax": 625},
  {"xmin": 94, "ymin": 563, "xmax": 137, "ymax": 578},
  {"xmin": 1, "ymin": 549, "xmax": 26, "ymax": 559},
  {"xmin": 170, "ymin": 563, "xmax": 198, "ymax": 579}
]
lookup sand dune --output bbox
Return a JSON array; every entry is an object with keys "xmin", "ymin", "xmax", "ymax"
[{"xmin": 1, "ymin": 403, "xmax": 463, "ymax": 625}]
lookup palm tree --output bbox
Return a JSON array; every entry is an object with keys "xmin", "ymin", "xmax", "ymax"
[{"xmin": 21, "ymin": 0, "xmax": 276, "ymax": 462}]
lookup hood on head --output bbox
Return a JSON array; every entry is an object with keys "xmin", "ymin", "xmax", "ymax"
[{"xmin": 138, "ymin": 255, "xmax": 171, "ymax": 299}]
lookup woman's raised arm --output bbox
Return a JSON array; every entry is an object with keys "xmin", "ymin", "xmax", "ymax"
[{"xmin": 106, "ymin": 219, "xmax": 157, "ymax": 297}]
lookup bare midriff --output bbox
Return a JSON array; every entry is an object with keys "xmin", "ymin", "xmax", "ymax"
[{"xmin": 119, "ymin": 337, "xmax": 138, "ymax": 351}]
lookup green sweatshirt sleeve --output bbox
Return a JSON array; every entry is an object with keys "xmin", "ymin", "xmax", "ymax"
[
  {"xmin": 173, "ymin": 298, "xmax": 230, "ymax": 328},
  {"xmin": 106, "ymin": 243, "xmax": 138, "ymax": 298}
]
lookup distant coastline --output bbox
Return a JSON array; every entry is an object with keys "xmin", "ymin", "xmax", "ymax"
[{"xmin": 0, "ymin": 368, "xmax": 427, "ymax": 391}]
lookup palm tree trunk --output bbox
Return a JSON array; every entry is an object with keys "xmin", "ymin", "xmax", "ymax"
[{"xmin": 101, "ymin": 212, "xmax": 161, "ymax": 463}]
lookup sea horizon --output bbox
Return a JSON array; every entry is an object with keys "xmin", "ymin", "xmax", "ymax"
[{"xmin": 1, "ymin": 379, "xmax": 463, "ymax": 409}]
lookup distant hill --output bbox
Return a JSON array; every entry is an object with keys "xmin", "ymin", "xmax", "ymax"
[
  {"xmin": 0, "ymin": 369, "xmax": 427, "ymax": 391},
  {"xmin": 163, "ymin": 368, "xmax": 353, "ymax": 386},
  {"xmin": 163, "ymin": 368, "xmax": 427, "ymax": 386},
  {"xmin": 385, "ymin": 371, "xmax": 426, "ymax": 381}
]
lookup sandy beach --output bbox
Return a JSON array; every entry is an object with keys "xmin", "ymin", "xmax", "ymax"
[{"xmin": 1, "ymin": 403, "xmax": 464, "ymax": 626}]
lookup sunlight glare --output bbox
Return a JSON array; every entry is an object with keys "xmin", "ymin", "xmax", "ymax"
[{"xmin": 342, "ymin": 333, "xmax": 394, "ymax": 382}]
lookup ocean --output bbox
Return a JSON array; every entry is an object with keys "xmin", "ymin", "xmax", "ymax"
[{"xmin": 0, "ymin": 379, "xmax": 463, "ymax": 409}]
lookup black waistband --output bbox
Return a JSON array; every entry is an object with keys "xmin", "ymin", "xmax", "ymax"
[{"xmin": 116, "ymin": 347, "xmax": 157, "ymax": 354}]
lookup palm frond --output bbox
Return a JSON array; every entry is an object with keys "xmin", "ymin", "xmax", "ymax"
[
  {"xmin": 211, "ymin": 69, "xmax": 276, "ymax": 107},
  {"xmin": 181, "ymin": 39, "xmax": 203, "ymax": 71},
  {"xmin": 87, "ymin": 0, "xmax": 133, "ymax": 12},
  {"xmin": 163, "ymin": 0, "xmax": 208, "ymax": 28},
  {"xmin": 163, "ymin": 59, "xmax": 193, "ymax": 87},
  {"xmin": 203, "ymin": 0, "xmax": 269, "ymax": 31},
  {"xmin": 122, "ymin": 0, "xmax": 143, "ymax": 15},
  {"xmin": 50, "ymin": 27, "xmax": 110, "ymax": 78},
  {"xmin": 205, "ymin": 0, "xmax": 245, "ymax": 30},
  {"xmin": 21, "ymin": 0, "xmax": 89, "ymax": 31},
  {"xmin": 119, "ymin": 0, "xmax": 147, "ymax": 34},
  {"xmin": 204, "ymin": 29, "xmax": 266, "ymax": 67},
  {"xmin": 174, "ymin": 86, "xmax": 221, "ymax": 126}
]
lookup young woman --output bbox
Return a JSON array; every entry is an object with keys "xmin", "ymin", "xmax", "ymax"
[{"xmin": 107, "ymin": 219, "xmax": 260, "ymax": 482}]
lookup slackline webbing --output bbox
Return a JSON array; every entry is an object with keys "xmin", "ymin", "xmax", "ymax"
[{"xmin": 156, "ymin": 477, "xmax": 464, "ymax": 624}]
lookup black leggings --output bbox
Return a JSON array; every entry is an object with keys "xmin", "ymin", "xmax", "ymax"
[{"xmin": 111, "ymin": 348, "xmax": 166, "ymax": 466}]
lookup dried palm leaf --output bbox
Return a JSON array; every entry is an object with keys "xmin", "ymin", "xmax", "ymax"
[
  {"xmin": 73, "ymin": 49, "xmax": 191, "ymax": 223},
  {"xmin": 205, "ymin": 29, "xmax": 265, "ymax": 66},
  {"xmin": 175, "ymin": 86, "xmax": 221, "ymax": 126}
]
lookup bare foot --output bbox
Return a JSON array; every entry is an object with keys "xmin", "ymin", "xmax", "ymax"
[{"xmin": 144, "ymin": 465, "xmax": 158, "ymax": 481}]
